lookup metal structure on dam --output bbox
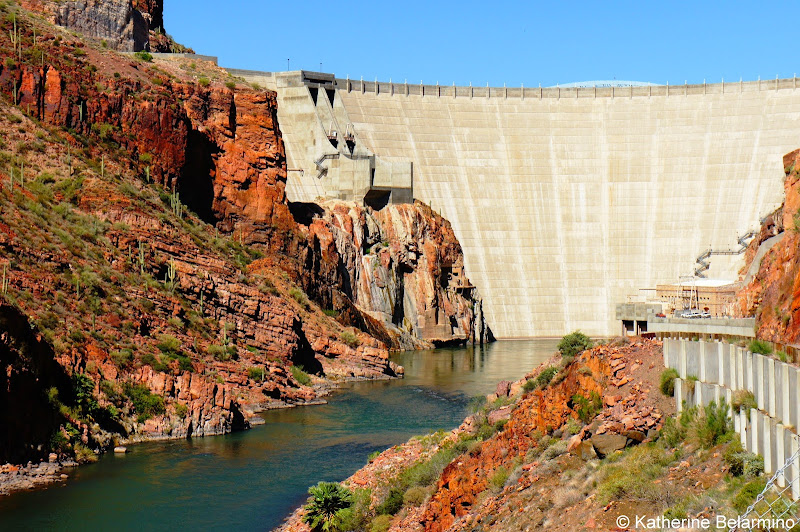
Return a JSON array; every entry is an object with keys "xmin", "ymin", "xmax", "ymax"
[{"xmin": 228, "ymin": 68, "xmax": 800, "ymax": 338}]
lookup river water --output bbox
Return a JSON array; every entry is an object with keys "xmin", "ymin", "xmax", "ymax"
[{"xmin": 0, "ymin": 339, "xmax": 558, "ymax": 531}]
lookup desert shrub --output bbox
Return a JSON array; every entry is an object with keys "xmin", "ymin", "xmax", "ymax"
[
  {"xmin": 572, "ymin": 391, "xmax": 602, "ymax": 423},
  {"xmin": 748, "ymin": 339, "xmax": 772, "ymax": 355},
  {"xmin": 535, "ymin": 366, "xmax": 558, "ymax": 388},
  {"xmin": 732, "ymin": 390, "xmax": 757, "ymax": 413},
  {"xmin": 247, "ymin": 367, "xmax": 265, "ymax": 381},
  {"xmin": 777, "ymin": 350, "xmax": 789, "ymax": 362},
  {"xmin": 522, "ymin": 379, "xmax": 536, "ymax": 392},
  {"xmin": 376, "ymin": 487, "xmax": 404, "ymax": 515},
  {"xmin": 541, "ymin": 439, "xmax": 569, "ymax": 460},
  {"xmin": 110, "ymin": 349, "xmax": 133, "ymax": 368},
  {"xmin": 123, "ymin": 382, "xmax": 165, "ymax": 422},
  {"xmin": 732, "ymin": 478, "xmax": 767, "ymax": 512},
  {"xmin": 369, "ymin": 515, "xmax": 392, "ymax": 532},
  {"xmin": 558, "ymin": 331, "xmax": 593, "ymax": 359},
  {"xmin": 403, "ymin": 486, "xmax": 428, "ymax": 506},
  {"xmin": 489, "ymin": 466, "xmax": 509, "ymax": 493},
  {"xmin": 693, "ymin": 400, "xmax": 732, "ymax": 449},
  {"xmin": 174, "ymin": 402, "xmax": 188, "ymax": 418},
  {"xmin": 563, "ymin": 417, "xmax": 582, "ymax": 437},
  {"xmin": 208, "ymin": 344, "xmax": 236, "ymax": 361},
  {"xmin": 340, "ymin": 330, "xmax": 360, "ymax": 348},
  {"xmin": 659, "ymin": 417, "xmax": 687, "ymax": 448},
  {"xmin": 303, "ymin": 482, "xmax": 353, "ymax": 532},
  {"xmin": 660, "ymin": 368, "xmax": 679, "ymax": 396},
  {"xmin": 225, "ymin": 80, "xmax": 236, "ymax": 90},
  {"xmin": 400, "ymin": 444, "xmax": 461, "ymax": 489},
  {"xmin": 289, "ymin": 286, "xmax": 308, "ymax": 307},
  {"xmin": 198, "ymin": 77, "xmax": 210, "ymax": 87},
  {"xmin": 323, "ymin": 309, "xmax": 339, "ymax": 317},
  {"xmin": 134, "ymin": 51, "xmax": 153, "ymax": 62},
  {"xmin": 291, "ymin": 365, "xmax": 312, "ymax": 386},
  {"xmin": 156, "ymin": 334, "xmax": 181, "ymax": 356},
  {"xmin": 724, "ymin": 440, "xmax": 764, "ymax": 478}
]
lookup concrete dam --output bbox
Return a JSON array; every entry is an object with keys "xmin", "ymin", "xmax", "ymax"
[{"xmin": 230, "ymin": 69, "xmax": 800, "ymax": 338}]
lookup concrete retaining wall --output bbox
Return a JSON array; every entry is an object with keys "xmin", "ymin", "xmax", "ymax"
[{"xmin": 666, "ymin": 339, "xmax": 800, "ymax": 492}]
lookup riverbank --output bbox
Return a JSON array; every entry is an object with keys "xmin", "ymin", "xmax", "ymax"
[
  {"xmin": 0, "ymin": 367, "xmax": 402, "ymax": 498},
  {"xmin": 0, "ymin": 459, "xmax": 77, "ymax": 496},
  {"xmin": 0, "ymin": 341, "xmax": 555, "ymax": 530}
]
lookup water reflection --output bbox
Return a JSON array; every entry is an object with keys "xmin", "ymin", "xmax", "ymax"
[{"xmin": 0, "ymin": 339, "xmax": 558, "ymax": 531}]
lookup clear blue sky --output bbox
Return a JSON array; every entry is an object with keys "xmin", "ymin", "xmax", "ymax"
[{"xmin": 164, "ymin": 1, "xmax": 798, "ymax": 87}]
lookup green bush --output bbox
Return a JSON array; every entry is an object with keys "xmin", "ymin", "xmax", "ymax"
[
  {"xmin": 572, "ymin": 391, "xmax": 602, "ymax": 423},
  {"xmin": 748, "ymin": 339, "xmax": 773, "ymax": 355},
  {"xmin": 369, "ymin": 515, "xmax": 392, "ymax": 532},
  {"xmin": 724, "ymin": 440, "xmax": 764, "ymax": 478},
  {"xmin": 198, "ymin": 77, "xmax": 210, "ymax": 87},
  {"xmin": 558, "ymin": 331, "xmax": 593, "ymax": 359},
  {"xmin": 247, "ymin": 367, "xmax": 265, "ymax": 381},
  {"xmin": 110, "ymin": 349, "xmax": 134, "ymax": 368},
  {"xmin": 225, "ymin": 80, "xmax": 236, "ymax": 90},
  {"xmin": 134, "ymin": 51, "xmax": 153, "ymax": 62},
  {"xmin": 174, "ymin": 402, "xmax": 188, "ymax": 418},
  {"xmin": 694, "ymin": 400, "xmax": 731, "ymax": 449},
  {"xmin": 489, "ymin": 466, "xmax": 510, "ymax": 493},
  {"xmin": 123, "ymin": 382, "xmax": 165, "ymax": 422},
  {"xmin": 292, "ymin": 365, "xmax": 312, "ymax": 386},
  {"xmin": 659, "ymin": 416, "xmax": 687, "ymax": 448},
  {"xmin": 659, "ymin": 368, "xmax": 680, "ymax": 396},
  {"xmin": 403, "ymin": 486, "xmax": 427, "ymax": 506},
  {"xmin": 340, "ymin": 330, "xmax": 360, "ymax": 348},
  {"xmin": 400, "ymin": 445, "xmax": 460, "ymax": 489},
  {"xmin": 535, "ymin": 366, "xmax": 558, "ymax": 389},
  {"xmin": 289, "ymin": 286, "xmax": 308, "ymax": 307},
  {"xmin": 732, "ymin": 478, "xmax": 767, "ymax": 512},
  {"xmin": 156, "ymin": 334, "xmax": 181, "ymax": 356},
  {"xmin": 208, "ymin": 344, "xmax": 236, "ymax": 361},
  {"xmin": 302, "ymin": 482, "xmax": 353, "ymax": 532},
  {"xmin": 376, "ymin": 487, "xmax": 404, "ymax": 515}
]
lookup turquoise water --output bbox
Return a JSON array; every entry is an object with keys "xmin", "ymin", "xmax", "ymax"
[{"xmin": 0, "ymin": 340, "xmax": 557, "ymax": 531}]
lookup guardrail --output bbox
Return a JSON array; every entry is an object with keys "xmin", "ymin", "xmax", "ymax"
[{"xmin": 334, "ymin": 76, "xmax": 800, "ymax": 100}]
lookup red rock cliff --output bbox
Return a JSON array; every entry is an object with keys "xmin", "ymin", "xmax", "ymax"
[{"xmin": 735, "ymin": 149, "xmax": 800, "ymax": 344}]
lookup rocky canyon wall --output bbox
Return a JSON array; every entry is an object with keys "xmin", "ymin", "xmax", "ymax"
[{"xmin": 0, "ymin": 3, "xmax": 488, "ymax": 465}]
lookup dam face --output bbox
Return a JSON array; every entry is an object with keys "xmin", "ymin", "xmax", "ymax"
[{"xmin": 235, "ymin": 71, "xmax": 800, "ymax": 338}]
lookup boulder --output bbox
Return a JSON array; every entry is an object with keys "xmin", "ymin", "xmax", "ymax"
[
  {"xmin": 571, "ymin": 440, "xmax": 598, "ymax": 460},
  {"xmin": 590, "ymin": 433, "xmax": 628, "ymax": 457},
  {"xmin": 495, "ymin": 380, "xmax": 512, "ymax": 397},
  {"xmin": 488, "ymin": 405, "xmax": 514, "ymax": 426}
]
